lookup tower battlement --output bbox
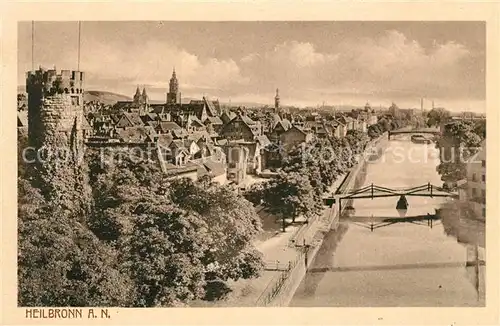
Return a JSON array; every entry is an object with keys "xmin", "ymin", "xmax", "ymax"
[
  {"xmin": 26, "ymin": 67, "xmax": 85, "ymax": 96},
  {"xmin": 26, "ymin": 67, "xmax": 85, "ymax": 152}
]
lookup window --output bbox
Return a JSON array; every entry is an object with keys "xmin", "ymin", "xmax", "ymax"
[
  {"xmin": 472, "ymin": 173, "xmax": 477, "ymax": 182},
  {"xmin": 229, "ymin": 162, "xmax": 237, "ymax": 168},
  {"xmin": 482, "ymin": 160, "xmax": 486, "ymax": 168},
  {"xmin": 471, "ymin": 187, "xmax": 477, "ymax": 196},
  {"xmin": 481, "ymin": 189, "xmax": 486, "ymax": 198},
  {"xmin": 482, "ymin": 208, "xmax": 486, "ymax": 218},
  {"xmin": 71, "ymin": 96, "xmax": 79, "ymax": 105},
  {"xmin": 482, "ymin": 174, "xmax": 486, "ymax": 182}
]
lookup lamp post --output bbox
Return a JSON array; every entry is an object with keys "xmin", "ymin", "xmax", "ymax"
[{"xmin": 303, "ymin": 239, "xmax": 311, "ymax": 269}]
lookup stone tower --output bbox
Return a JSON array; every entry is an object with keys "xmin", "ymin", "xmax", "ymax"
[
  {"xmin": 25, "ymin": 67, "xmax": 91, "ymax": 211},
  {"xmin": 26, "ymin": 67, "xmax": 85, "ymax": 161},
  {"xmin": 167, "ymin": 68, "xmax": 180, "ymax": 105},
  {"xmin": 274, "ymin": 88, "xmax": 280, "ymax": 111}
]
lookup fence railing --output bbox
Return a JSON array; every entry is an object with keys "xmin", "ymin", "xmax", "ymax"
[
  {"xmin": 264, "ymin": 260, "xmax": 293, "ymax": 271},
  {"xmin": 256, "ymin": 251, "xmax": 304, "ymax": 306}
]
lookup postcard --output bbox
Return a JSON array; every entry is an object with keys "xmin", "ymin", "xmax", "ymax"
[{"xmin": 1, "ymin": 2, "xmax": 499, "ymax": 325}]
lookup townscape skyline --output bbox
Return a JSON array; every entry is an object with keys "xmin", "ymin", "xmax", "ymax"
[{"xmin": 18, "ymin": 21, "xmax": 486, "ymax": 112}]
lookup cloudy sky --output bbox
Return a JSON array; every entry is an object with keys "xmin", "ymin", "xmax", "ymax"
[{"xmin": 18, "ymin": 21, "xmax": 485, "ymax": 111}]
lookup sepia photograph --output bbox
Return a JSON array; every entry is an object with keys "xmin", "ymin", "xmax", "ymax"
[{"xmin": 2, "ymin": 2, "xmax": 499, "ymax": 325}]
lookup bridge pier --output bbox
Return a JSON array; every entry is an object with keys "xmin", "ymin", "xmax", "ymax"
[{"xmin": 388, "ymin": 132, "xmax": 391, "ymax": 140}]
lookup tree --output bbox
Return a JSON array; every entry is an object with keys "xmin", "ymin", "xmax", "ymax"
[
  {"xmin": 367, "ymin": 124, "xmax": 381, "ymax": 139},
  {"xmin": 474, "ymin": 120, "xmax": 486, "ymax": 139},
  {"xmin": 390, "ymin": 120, "xmax": 399, "ymax": 130},
  {"xmin": 435, "ymin": 120, "xmax": 485, "ymax": 185},
  {"xmin": 19, "ymin": 148, "xmax": 265, "ymax": 307},
  {"xmin": 261, "ymin": 171, "xmax": 318, "ymax": 227},
  {"xmin": 169, "ymin": 179, "xmax": 264, "ymax": 298},
  {"xmin": 18, "ymin": 178, "xmax": 134, "ymax": 307},
  {"xmin": 244, "ymin": 182, "xmax": 265, "ymax": 206},
  {"xmin": 345, "ymin": 130, "xmax": 368, "ymax": 154},
  {"xmin": 438, "ymin": 199, "xmax": 482, "ymax": 242},
  {"xmin": 127, "ymin": 202, "xmax": 209, "ymax": 307},
  {"xmin": 378, "ymin": 118, "xmax": 391, "ymax": 132},
  {"xmin": 427, "ymin": 108, "xmax": 450, "ymax": 127}
]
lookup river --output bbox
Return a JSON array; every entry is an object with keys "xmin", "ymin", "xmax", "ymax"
[{"xmin": 290, "ymin": 135, "xmax": 485, "ymax": 307}]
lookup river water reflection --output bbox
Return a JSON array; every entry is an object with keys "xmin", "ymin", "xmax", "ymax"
[{"xmin": 291, "ymin": 136, "xmax": 485, "ymax": 307}]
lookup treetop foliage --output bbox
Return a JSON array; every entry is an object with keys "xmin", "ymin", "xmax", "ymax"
[{"xmin": 18, "ymin": 152, "xmax": 264, "ymax": 307}]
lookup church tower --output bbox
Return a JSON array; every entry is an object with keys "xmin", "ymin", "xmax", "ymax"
[
  {"xmin": 274, "ymin": 88, "xmax": 280, "ymax": 111},
  {"xmin": 167, "ymin": 68, "xmax": 180, "ymax": 105},
  {"xmin": 133, "ymin": 86, "xmax": 141, "ymax": 104},
  {"xmin": 141, "ymin": 87, "xmax": 149, "ymax": 105}
]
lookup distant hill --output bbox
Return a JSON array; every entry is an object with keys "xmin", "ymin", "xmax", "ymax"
[
  {"xmin": 17, "ymin": 86, "xmax": 132, "ymax": 106},
  {"xmin": 83, "ymin": 90, "xmax": 132, "ymax": 105}
]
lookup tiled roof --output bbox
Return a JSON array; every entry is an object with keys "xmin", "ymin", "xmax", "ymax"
[
  {"xmin": 288, "ymin": 125, "xmax": 307, "ymax": 135},
  {"xmin": 162, "ymin": 162, "xmax": 199, "ymax": 176},
  {"xmin": 241, "ymin": 114, "xmax": 257, "ymax": 125},
  {"xmin": 147, "ymin": 121, "xmax": 159, "ymax": 128},
  {"xmin": 206, "ymin": 116, "xmax": 223, "ymax": 125},
  {"xmin": 151, "ymin": 105, "xmax": 169, "ymax": 114},
  {"xmin": 221, "ymin": 111, "xmax": 237, "ymax": 124},
  {"xmin": 273, "ymin": 119, "xmax": 291, "ymax": 131},
  {"xmin": 157, "ymin": 121, "xmax": 182, "ymax": 133},
  {"xmin": 188, "ymin": 131, "xmax": 210, "ymax": 142},
  {"xmin": 140, "ymin": 113, "xmax": 159, "ymax": 124},
  {"xmin": 205, "ymin": 98, "xmax": 218, "ymax": 116},
  {"xmin": 157, "ymin": 134, "xmax": 174, "ymax": 147},
  {"xmin": 114, "ymin": 126, "xmax": 154, "ymax": 143},
  {"xmin": 212, "ymin": 100, "xmax": 221, "ymax": 112},
  {"xmin": 203, "ymin": 160, "xmax": 226, "ymax": 177},
  {"xmin": 170, "ymin": 139, "xmax": 185, "ymax": 149},
  {"xmin": 81, "ymin": 116, "xmax": 92, "ymax": 130},
  {"xmin": 255, "ymin": 135, "xmax": 271, "ymax": 148},
  {"xmin": 116, "ymin": 112, "xmax": 144, "ymax": 127},
  {"xmin": 113, "ymin": 101, "xmax": 137, "ymax": 111},
  {"xmin": 189, "ymin": 116, "xmax": 205, "ymax": 127},
  {"xmin": 172, "ymin": 129, "xmax": 186, "ymax": 139}
]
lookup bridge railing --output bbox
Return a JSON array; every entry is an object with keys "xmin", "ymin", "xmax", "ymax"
[{"xmin": 340, "ymin": 183, "xmax": 457, "ymax": 200}]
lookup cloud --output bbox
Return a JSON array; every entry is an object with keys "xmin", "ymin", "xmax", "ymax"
[
  {"xmin": 77, "ymin": 40, "xmax": 246, "ymax": 94},
  {"xmin": 19, "ymin": 25, "xmax": 482, "ymax": 111},
  {"xmin": 234, "ymin": 30, "xmax": 481, "ymax": 106}
]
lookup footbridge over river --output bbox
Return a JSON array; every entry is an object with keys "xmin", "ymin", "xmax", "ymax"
[
  {"xmin": 388, "ymin": 127, "xmax": 440, "ymax": 140},
  {"xmin": 336, "ymin": 182, "xmax": 458, "ymax": 214}
]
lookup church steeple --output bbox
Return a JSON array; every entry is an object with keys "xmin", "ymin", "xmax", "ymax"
[
  {"xmin": 133, "ymin": 85, "xmax": 141, "ymax": 103},
  {"xmin": 167, "ymin": 67, "xmax": 180, "ymax": 105},
  {"xmin": 141, "ymin": 87, "xmax": 149, "ymax": 104},
  {"xmin": 274, "ymin": 88, "xmax": 280, "ymax": 111}
]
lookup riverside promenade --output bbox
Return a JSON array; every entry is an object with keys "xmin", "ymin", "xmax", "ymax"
[
  {"xmin": 191, "ymin": 134, "xmax": 390, "ymax": 307},
  {"xmin": 189, "ymin": 174, "xmax": 345, "ymax": 307}
]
